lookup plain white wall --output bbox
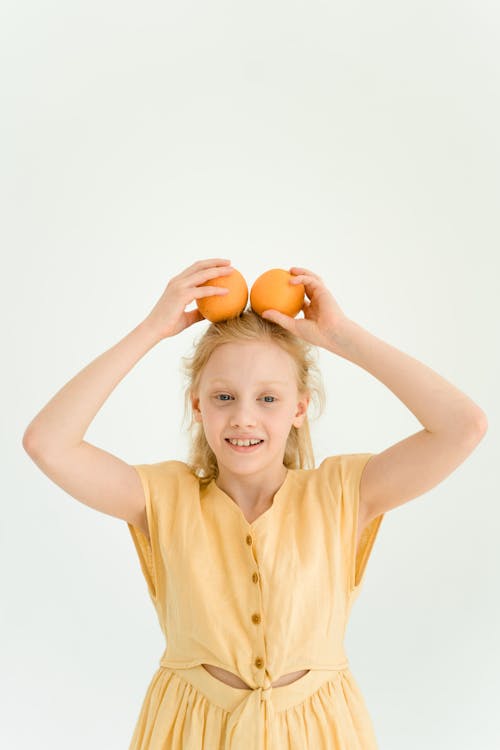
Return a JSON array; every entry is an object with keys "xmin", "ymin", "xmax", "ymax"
[{"xmin": 3, "ymin": 1, "xmax": 498, "ymax": 748}]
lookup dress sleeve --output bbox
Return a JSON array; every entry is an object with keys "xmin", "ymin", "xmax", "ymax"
[
  {"xmin": 126, "ymin": 463, "xmax": 162, "ymax": 605},
  {"xmin": 339, "ymin": 452, "xmax": 385, "ymax": 595},
  {"xmin": 321, "ymin": 453, "xmax": 385, "ymax": 596}
]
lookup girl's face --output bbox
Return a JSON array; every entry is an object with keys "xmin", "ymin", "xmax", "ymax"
[{"xmin": 192, "ymin": 341, "xmax": 310, "ymax": 477}]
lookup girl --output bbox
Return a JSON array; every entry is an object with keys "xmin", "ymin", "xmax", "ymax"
[{"xmin": 23, "ymin": 258, "xmax": 487, "ymax": 749}]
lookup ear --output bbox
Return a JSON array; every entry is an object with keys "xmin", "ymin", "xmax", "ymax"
[
  {"xmin": 191, "ymin": 393, "xmax": 202, "ymax": 423},
  {"xmin": 292, "ymin": 393, "xmax": 310, "ymax": 428}
]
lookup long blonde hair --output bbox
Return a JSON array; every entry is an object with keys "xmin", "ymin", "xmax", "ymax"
[{"xmin": 180, "ymin": 309, "xmax": 326, "ymax": 486}]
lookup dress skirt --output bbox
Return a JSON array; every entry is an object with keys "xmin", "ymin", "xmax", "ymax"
[{"xmin": 128, "ymin": 663, "xmax": 379, "ymax": 750}]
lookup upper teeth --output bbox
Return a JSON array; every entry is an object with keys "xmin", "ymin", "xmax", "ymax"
[{"xmin": 228, "ymin": 439, "xmax": 262, "ymax": 446}]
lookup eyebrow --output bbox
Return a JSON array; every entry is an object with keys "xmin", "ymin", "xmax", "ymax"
[{"xmin": 208, "ymin": 379, "xmax": 288, "ymax": 386}]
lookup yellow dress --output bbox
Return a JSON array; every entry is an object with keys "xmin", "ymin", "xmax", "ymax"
[{"xmin": 126, "ymin": 452, "xmax": 385, "ymax": 749}]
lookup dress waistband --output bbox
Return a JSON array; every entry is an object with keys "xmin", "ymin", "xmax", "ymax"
[{"xmin": 166, "ymin": 662, "xmax": 350, "ymax": 750}]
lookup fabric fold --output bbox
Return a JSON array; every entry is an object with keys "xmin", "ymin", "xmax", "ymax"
[{"xmin": 225, "ymin": 683, "xmax": 278, "ymax": 750}]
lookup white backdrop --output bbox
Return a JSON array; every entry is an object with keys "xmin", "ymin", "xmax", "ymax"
[{"xmin": 3, "ymin": 1, "xmax": 498, "ymax": 748}]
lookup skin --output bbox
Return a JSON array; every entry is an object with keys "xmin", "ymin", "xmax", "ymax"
[{"xmin": 190, "ymin": 339, "xmax": 310, "ymax": 519}]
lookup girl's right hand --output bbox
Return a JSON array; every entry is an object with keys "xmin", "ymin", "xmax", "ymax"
[{"xmin": 143, "ymin": 259, "xmax": 234, "ymax": 340}]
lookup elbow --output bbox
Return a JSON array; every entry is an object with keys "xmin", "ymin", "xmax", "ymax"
[
  {"xmin": 22, "ymin": 430, "xmax": 34, "ymax": 455},
  {"xmin": 464, "ymin": 409, "xmax": 488, "ymax": 447},
  {"xmin": 22, "ymin": 427, "xmax": 41, "ymax": 456},
  {"xmin": 477, "ymin": 418, "xmax": 488, "ymax": 446},
  {"xmin": 473, "ymin": 409, "xmax": 488, "ymax": 437},
  {"xmin": 480, "ymin": 410, "xmax": 488, "ymax": 434}
]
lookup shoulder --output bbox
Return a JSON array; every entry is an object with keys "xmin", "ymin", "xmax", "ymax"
[
  {"xmin": 134, "ymin": 458, "xmax": 194, "ymax": 476},
  {"xmin": 316, "ymin": 453, "xmax": 375, "ymax": 483},
  {"xmin": 314, "ymin": 453, "xmax": 375, "ymax": 521},
  {"xmin": 133, "ymin": 459, "xmax": 199, "ymax": 494}
]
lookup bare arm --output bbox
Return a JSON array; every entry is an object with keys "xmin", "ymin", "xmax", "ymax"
[
  {"xmin": 326, "ymin": 318, "xmax": 487, "ymax": 524},
  {"xmin": 22, "ymin": 320, "xmax": 163, "ymax": 531},
  {"xmin": 260, "ymin": 266, "xmax": 487, "ymax": 533},
  {"xmin": 23, "ymin": 321, "xmax": 161, "ymax": 452},
  {"xmin": 22, "ymin": 258, "xmax": 233, "ymax": 532}
]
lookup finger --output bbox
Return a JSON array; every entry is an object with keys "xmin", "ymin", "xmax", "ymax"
[
  {"xmin": 195, "ymin": 258, "xmax": 231, "ymax": 268},
  {"xmin": 192, "ymin": 285, "xmax": 230, "ymax": 298},
  {"xmin": 261, "ymin": 309, "xmax": 294, "ymax": 331},
  {"xmin": 289, "ymin": 266, "xmax": 320, "ymax": 278},
  {"xmin": 190, "ymin": 265, "xmax": 234, "ymax": 285},
  {"xmin": 183, "ymin": 258, "xmax": 232, "ymax": 275},
  {"xmin": 185, "ymin": 308, "xmax": 206, "ymax": 326},
  {"xmin": 289, "ymin": 274, "xmax": 322, "ymax": 289}
]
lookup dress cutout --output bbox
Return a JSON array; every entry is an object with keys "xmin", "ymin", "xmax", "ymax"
[{"xmin": 126, "ymin": 453, "xmax": 385, "ymax": 749}]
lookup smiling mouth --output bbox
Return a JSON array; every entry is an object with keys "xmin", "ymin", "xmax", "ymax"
[{"xmin": 225, "ymin": 439, "xmax": 265, "ymax": 452}]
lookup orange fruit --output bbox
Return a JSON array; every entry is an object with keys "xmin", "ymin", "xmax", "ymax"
[
  {"xmin": 196, "ymin": 268, "xmax": 248, "ymax": 323},
  {"xmin": 250, "ymin": 268, "xmax": 305, "ymax": 318}
]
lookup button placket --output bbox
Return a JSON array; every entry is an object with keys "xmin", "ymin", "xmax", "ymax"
[{"xmin": 246, "ymin": 532, "xmax": 267, "ymax": 684}]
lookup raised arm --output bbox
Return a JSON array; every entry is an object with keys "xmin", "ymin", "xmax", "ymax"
[
  {"xmin": 22, "ymin": 259, "xmax": 234, "ymax": 532},
  {"xmin": 22, "ymin": 320, "xmax": 163, "ymax": 531},
  {"xmin": 260, "ymin": 265, "xmax": 488, "ymax": 532}
]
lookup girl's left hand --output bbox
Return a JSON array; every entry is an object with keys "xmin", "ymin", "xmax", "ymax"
[{"xmin": 261, "ymin": 267, "xmax": 350, "ymax": 349}]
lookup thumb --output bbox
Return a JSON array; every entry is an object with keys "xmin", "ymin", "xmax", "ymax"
[
  {"xmin": 261, "ymin": 309, "xmax": 293, "ymax": 330},
  {"xmin": 186, "ymin": 308, "xmax": 206, "ymax": 326}
]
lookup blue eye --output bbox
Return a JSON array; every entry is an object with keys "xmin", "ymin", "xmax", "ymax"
[{"xmin": 214, "ymin": 394, "xmax": 277, "ymax": 403}]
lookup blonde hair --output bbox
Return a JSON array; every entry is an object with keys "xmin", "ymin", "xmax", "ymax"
[{"xmin": 180, "ymin": 309, "xmax": 326, "ymax": 486}]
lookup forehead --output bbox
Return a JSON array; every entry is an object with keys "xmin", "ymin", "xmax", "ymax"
[
  {"xmin": 207, "ymin": 378, "xmax": 288, "ymax": 386},
  {"xmin": 200, "ymin": 341, "xmax": 297, "ymax": 388}
]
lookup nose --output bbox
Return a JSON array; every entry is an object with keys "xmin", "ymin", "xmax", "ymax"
[{"xmin": 229, "ymin": 399, "xmax": 258, "ymax": 428}]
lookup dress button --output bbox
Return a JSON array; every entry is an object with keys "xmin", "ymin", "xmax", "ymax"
[
  {"xmin": 246, "ymin": 534, "xmax": 252, "ymax": 545},
  {"xmin": 255, "ymin": 657, "xmax": 264, "ymax": 668},
  {"xmin": 251, "ymin": 613, "xmax": 261, "ymax": 624},
  {"xmin": 252, "ymin": 572, "xmax": 259, "ymax": 583}
]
